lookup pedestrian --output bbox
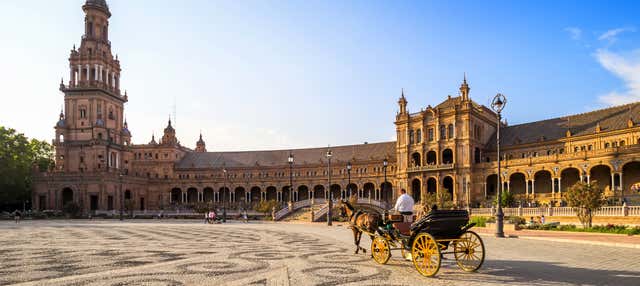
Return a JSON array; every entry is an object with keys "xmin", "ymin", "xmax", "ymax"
[
  {"xmin": 14, "ymin": 210, "xmax": 21, "ymax": 224},
  {"xmin": 541, "ymin": 215, "xmax": 546, "ymax": 225},
  {"xmin": 242, "ymin": 209, "xmax": 248, "ymax": 223}
]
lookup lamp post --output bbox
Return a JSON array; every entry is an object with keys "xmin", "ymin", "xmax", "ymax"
[
  {"xmin": 326, "ymin": 147, "xmax": 333, "ymax": 226},
  {"xmin": 119, "ymin": 173, "xmax": 124, "ymax": 221},
  {"xmin": 491, "ymin": 93, "xmax": 507, "ymax": 238},
  {"xmin": 223, "ymin": 167, "xmax": 227, "ymax": 223},
  {"xmin": 347, "ymin": 161, "xmax": 352, "ymax": 198},
  {"xmin": 288, "ymin": 152, "xmax": 294, "ymax": 203},
  {"xmin": 383, "ymin": 158, "xmax": 388, "ymax": 201}
]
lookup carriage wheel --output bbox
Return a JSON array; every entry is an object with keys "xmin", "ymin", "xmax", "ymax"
[
  {"xmin": 371, "ymin": 236, "xmax": 391, "ymax": 264},
  {"xmin": 411, "ymin": 233, "xmax": 441, "ymax": 277},
  {"xmin": 453, "ymin": 231, "xmax": 485, "ymax": 272}
]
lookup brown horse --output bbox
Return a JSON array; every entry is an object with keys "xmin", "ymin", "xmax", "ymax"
[{"xmin": 339, "ymin": 199, "xmax": 382, "ymax": 254}]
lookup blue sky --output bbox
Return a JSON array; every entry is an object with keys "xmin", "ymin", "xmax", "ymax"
[{"xmin": 1, "ymin": 0, "xmax": 639, "ymax": 151}]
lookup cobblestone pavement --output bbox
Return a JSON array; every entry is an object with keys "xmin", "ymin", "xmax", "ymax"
[{"xmin": 1, "ymin": 220, "xmax": 639, "ymax": 286}]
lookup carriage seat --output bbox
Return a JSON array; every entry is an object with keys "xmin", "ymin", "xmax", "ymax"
[{"xmin": 392, "ymin": 222, "xmax": 412, "ymax": 236}]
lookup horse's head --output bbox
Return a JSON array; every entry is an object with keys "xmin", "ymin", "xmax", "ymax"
[{"xmin": 339, "ymin": 199, "xmax": 354, "ymax": 218}]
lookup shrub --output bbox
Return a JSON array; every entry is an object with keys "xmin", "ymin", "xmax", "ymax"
[
  {"xmin": 255, "ymin": 200, "xmax": 280, "ymax": 215},
  {"xmin": 469, "ymin": 216, "xmax": 487, "ymax": 227},
  {"xmin": 565, "ymin": 181, "xmax": 606, "ymax": 228},
  {"xmin": 423, "ymin": 191, "xmax": 453, "ymax": 210}
]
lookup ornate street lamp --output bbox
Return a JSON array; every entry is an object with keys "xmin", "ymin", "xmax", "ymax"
[
  {"xmin": 326, "ymin": 147, "xmax": 333, "ymax": 226},
  {"xmin": 222, "ymin": 166, "xmax": 228, "ymax": 223},
  {"xmin": 288, "ymin": 152, "xmax": 294, "ymax": 203},
  {"xmin": 383, "ymin": 158, "xmax": 388, "ymax": 201},
  {"xmin": 491, "ymin": 93, "xmax": 507, "ymax": 238},
  {"xmin": 119, "ymin": 173, "xmax": 124, "ymax": 221},
  {"xmin": 347, "ymin": 161, "xmax": 352, "ymax": 198}
]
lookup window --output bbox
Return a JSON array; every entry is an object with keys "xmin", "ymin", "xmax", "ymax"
[
  {"xmin": 428, "ymin": 128, "xmax": 434, "ymax": 141},
  {"xmin": 416, "ymin": 129, "xmax": 422, "ymax": 143},
  {"xmin": 108, "ymin": 108, "xmax": 114, "ymax": 120},
  {"xmin": 620, "ymin": 140, "xmax": 626, "ymax": 146},
  {"xmin": 574, "ymin": 147, "xmax": 579, "ymax": 152},
  {"xmin": 440, "ymin": 125, "xmax": 446, "ymax": 140},
  {"xmin": 409, "ymin": 130, "xmax": 414, "ymax": 144},
  {"xmin": 87, "ymin": 22, "xmax": 94, "ymax": 36},
  {"xmin": 604, "ymin": 142, "xmax": 610, "ymax": 148},
  {"xmin": 79, "ymin": 108, "xmax": 87, "ymax": 119},
  {"xmin": 588, "ymin": 145, "xmax": 593, "ymax": 151},
  {"xmin": 447, "ymin": 124, "xmax": 454, "ymax": 139}
]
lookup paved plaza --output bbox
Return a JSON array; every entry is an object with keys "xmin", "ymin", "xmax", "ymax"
[{"xmin": 1, "ymin": 220, "xmax": 639, "ymax": 286}]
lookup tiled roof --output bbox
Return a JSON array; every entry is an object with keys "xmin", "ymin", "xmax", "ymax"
[
  {"xmin": 176, "ymin": 141, "xmax": 396, "ymax": 169},
  {"xmin": 487, "ymin": 102, "xmax": 640, "ymax": 149}
]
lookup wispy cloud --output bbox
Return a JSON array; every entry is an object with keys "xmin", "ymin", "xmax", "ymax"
[
  {"xmin": 596, "ymin": 49, "xmax": 640, "ymax": 105},
  {"xmin": 564, "ymin": 27, "xmax": 582, "ymax": 40},
  {"xmin": 598, "ymin": 27, "xmax": 636, "ymax": 43}
]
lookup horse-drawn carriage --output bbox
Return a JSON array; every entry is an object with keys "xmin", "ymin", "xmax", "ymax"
[{"xmin": 339, "ymin": 201, "xmax": 485, "ymax": 277}]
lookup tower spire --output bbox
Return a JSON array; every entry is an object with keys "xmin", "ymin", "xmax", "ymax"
[
  {"xmin": 460, "ymin": 73, "xmax": 470, "ymax": 101},
  {"xmin": 398, "ymin": 88, "xmax": 408, "ymax": 115}
]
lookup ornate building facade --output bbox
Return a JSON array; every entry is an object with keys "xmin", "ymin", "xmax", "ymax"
[{"xmin": 32, "ymin": 0, "xmax": 640, "ymax": 213}]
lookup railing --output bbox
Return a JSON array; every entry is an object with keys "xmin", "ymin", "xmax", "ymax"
[
  {"xmin": 407, "ymin": 164, "xmax": 454, "ymax": 173},
  {"xmin": 312, "ymin": 204, "xmax": 330, "ymax": 222},
  {"xmin": 470, "ymin": 205, "xmax": 639, "ymax": 217},
  {"xmin": 274, "ymin": 208, "xmax": 290, "ymax": 221}
]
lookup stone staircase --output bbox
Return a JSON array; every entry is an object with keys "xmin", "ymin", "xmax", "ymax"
[{"xmin": 282, "ymin": 207, "xmax": 313, "ymax": 222}]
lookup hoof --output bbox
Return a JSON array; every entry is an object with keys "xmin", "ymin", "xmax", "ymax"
[{"xmin": 362, "ymin": 249, "xmax": 366, "ymax": 253}]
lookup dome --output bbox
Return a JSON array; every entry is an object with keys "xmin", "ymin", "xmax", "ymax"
[
  {"xmin": 83, "ymin": 0, "xmax": 111, "ymax": 16},
  {"xmin": 122, "ymin": 128, "xmax": 131, "ymax": 136},
  {"xmin": 56, "ymin": 119, "xmax": 66, "ymax": 127},
  {"xmin": 164, "ymin": 119, "xmax": 175, "ymax": 133}
]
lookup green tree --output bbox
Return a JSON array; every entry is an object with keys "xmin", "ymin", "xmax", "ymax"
[
  {"xmin": 255, "ymin": 200, "xmax": 280, "ymax": 216},
  {"xmin": 0, "ymin": 126, "xmax": 54, "ymax": 210},
  {"xmin": 565, "ymin": 181, "xmax": 606, "ymax": 228},
  {"xmin": 496, "ymin": 189, "xmax": 515, "ymax": 207},
  {"xmin": 423, "ymin": 190, "xmax": 454, "ymax": 210}
]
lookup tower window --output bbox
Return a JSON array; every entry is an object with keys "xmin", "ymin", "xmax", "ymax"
[
  {"xmin": 416, "ymin": 129, "xmax": 422, "ymax": 143},
  {"xmin": 447, "ymin": 124, "xmax": 454, "ymax": 139},
  {"xmin": 79, "ymin": 108, "xmax": 87, "ymax": 119},
  {"xmin": 409, "ymin": 130, "xmax": 414, "ymax": 144},
  {"xmin": 88, "ymin": 22, "xmax": 94, "ymax": 36},
  {"xmin": 428, "ymin": 128, "xmax": 434, "ymax": 141},
  {"xmin": 108, "ymin": 108, "xmax": 114, "ymax": 120},
  {"xmin": 440, "ymin": 125, "xmax": 446, "ymax": 140}
]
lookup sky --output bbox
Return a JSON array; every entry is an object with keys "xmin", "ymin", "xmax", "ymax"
[{"xmin": 1, "ymin": 0, "xmax": 639, "ymax": 151}]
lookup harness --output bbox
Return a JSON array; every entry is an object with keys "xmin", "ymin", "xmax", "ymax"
[{"xmin": 350, "ymin": 209, "xmax": 363, "ymax": 225}]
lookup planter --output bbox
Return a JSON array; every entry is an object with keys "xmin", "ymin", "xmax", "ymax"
[{"xmin": 486, "ymin": 222, "xmax": 520, "ymax": 231}]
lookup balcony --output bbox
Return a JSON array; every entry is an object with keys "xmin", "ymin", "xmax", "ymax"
[{"xmin": 407, "ymin": 163, "xmax": 454, "ymax": 173}]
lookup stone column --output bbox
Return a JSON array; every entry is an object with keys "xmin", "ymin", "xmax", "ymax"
[
  {"xmin": 181, "ymin": 191, "xmax": 186, "ymax": 203},
  {"xmin": 94, "ymin": 64, "xmax": 99, "ymax": 81},
  {"xmin": 618, "ymin": 172, "xmax": 623, "ymax": 192},
  {"xmin": 78, "ymin": 65, "xmax": 82, "ymax": 81},
  {"xmin": 558, "ymin": 177, "xmax": 562, "ymax": 196}
]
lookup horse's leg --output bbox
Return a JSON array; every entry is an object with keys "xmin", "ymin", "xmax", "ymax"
[
  {"xmin": 352, "ymin": 227, "xmax": 360, "ymax": 254},
  {"xmin": 357, "ymin": 230, "xmax": 366, "ymax": 253}
]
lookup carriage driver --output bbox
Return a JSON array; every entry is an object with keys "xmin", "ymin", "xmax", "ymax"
[{"xmin": 392, "ymin": 188, "xmax": 415, "ymax": 222}]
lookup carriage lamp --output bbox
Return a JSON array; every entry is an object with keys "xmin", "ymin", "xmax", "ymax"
[{"xmin": 491, "ymin": 93, "xmax": 507, "ymax": 238}]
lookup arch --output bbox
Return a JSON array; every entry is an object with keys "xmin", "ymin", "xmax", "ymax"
[
  {"xmin": 443, "ymin": 176, "xmax": 454, "ymax": 196},
  {"xmin": 266, "ymin": 186, "xmax": 277, "ymax": 201},
  {"xmin": 622, "ymin": 161, "xmax": 640, "ymax": 196},
  {"xmin": 426, "ymin": 150, "xmax": 437, "ymax": 165},
  {"xmin": 124, "ymin": 190, "xmax": 132, "ymax": 200},
  {"xmin": 411, "ymin": 152, "xmax": 422, "ymax": 167},
  {"xmin": 62, "ymin": 188, "xmax": 74, "ymax": 206},
  {"xmin": 486, "ymin": 174, "xmax": 498, "ymax": 196},
  {"xmin": 170, "ymin": 188, "xmax": 181, "ymax": 203},
  {"xmin": 313, "ymin": 185, "xmax": 325, "ymax": 199},
  {"xmin": 298, "ymin": 185, "xmax": 309, "ymax": 201},
  {"xmin": 250, "ymin": 186, "xmax": 261, "ymax": 202},
  {"xmin": 203, "ymin": 187, "xmax": 214, "ymax": 202},
  {"xmin": 218, "ymin": 187, "xmax": 230, "ymax": 202},
  {"xmin": 442, "ymin": 149, "xmax": 454, "ymax": 164},
  {"xmin": 363, "ymin": 182, "xmax": 375, "ymax": 198},
  {"xmin": 509, "ymin": 172, "xmax": 526, "ymax": 194},
  {"xmin": 534, "ymin": 170, "xmax": 552, "ymax": 193},
  {"xmin": 590, "ymin": 165, "xmax": 612, "ymax": 191},
  {"xmin": 427, "ymin": 177, "xmax": 437, "ymax": 194},
  {"xmin": 560, "ymin": 167, "xmax": 580, "ymax": 193},
  {"xmin": 234, "ymin": 187, "xmax": 246, "ymax": 202},
  {"xmin": 411, "ymin": 178, "xmax": 421, "ymax": 203},
  {"xmin": 447, "ymin": 123, "xmax": 454, "ymax": 138},
  {"xmin": 187, "ymin": 187, "xmax": 197, "ymax": 203},
  {"xmin": 330, "ymin": 184, "xmax": 341, "ymax": 200},
  {"xmin": 381, "ymin": 182, "xmax": 393, "ymax": 203},
  {"xmin": 346, "ymin": 183, "xmax": 358, "ymax": 197},
  {"xmin": 282, "ymin": 185, "xmax": 293, "ymax": 202}
]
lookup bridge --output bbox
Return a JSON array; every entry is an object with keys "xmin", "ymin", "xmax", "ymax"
[{"xmin": 273, "ymin": 198, "xmax": 390, "ymax": 221}]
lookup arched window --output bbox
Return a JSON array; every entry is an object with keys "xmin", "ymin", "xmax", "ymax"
[
  {"xmin": 620, "ymin": 140, "xmax": 625, "ymax": 146},
  {"xmin": 440, "ymin": 125, "xmax": 446, "ymax": 140},
  {"xmin": 108, "ymin": 107, "xmax": 114, "ymax": 120},
  {"xmin": 447, "ymin": 124, "xmax": 454, "ymax": 139},
  {"xmin": 87, "ymin": 22, "xmax": 94, "ymax": 36},
  {"xmin": 416, "ymin": 129, "xmax": 422, "ymax": 143},
  {"xmin": 409, "ymin": 129, "xmax": 414, "ymax": 144},
  {"xmin": 442, "ymin": 149, "xmax": 454, "ymax": 164},
  {"xmin": 604, "ymin": 142, "xmax": 610, "ymax": 148},
  {"xmin": 428, "ymin": 128, "xmax": 434, "ymax": 141}
]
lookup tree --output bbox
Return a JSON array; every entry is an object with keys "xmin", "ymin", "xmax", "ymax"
[
  {"xmin": 255, "ymin": 200, "xmax": 279, "ymax": 216},
  {"xmin": 0, "ymin": 126, "xmax": 54, "ymax": 211},
  {"xmin": 496, "ymin": 189, "xmax": 515, "ymax": 207},
  {"xmin": 423, "ymin": 190, "xmax": 454, "ymax": 210},
  {"xmin": 565, "ymin": 181, "xmax": 606, "ymax": 228}
]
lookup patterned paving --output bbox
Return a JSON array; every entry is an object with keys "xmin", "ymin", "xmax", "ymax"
[{"xmin": 1, "ymin": 221, "xmax": 639, "ymax": 285}]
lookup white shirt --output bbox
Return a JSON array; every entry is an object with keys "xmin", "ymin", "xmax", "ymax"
[{"xmin": 393, "ymin": 193, "xmax": 415, "ymax": 212}]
